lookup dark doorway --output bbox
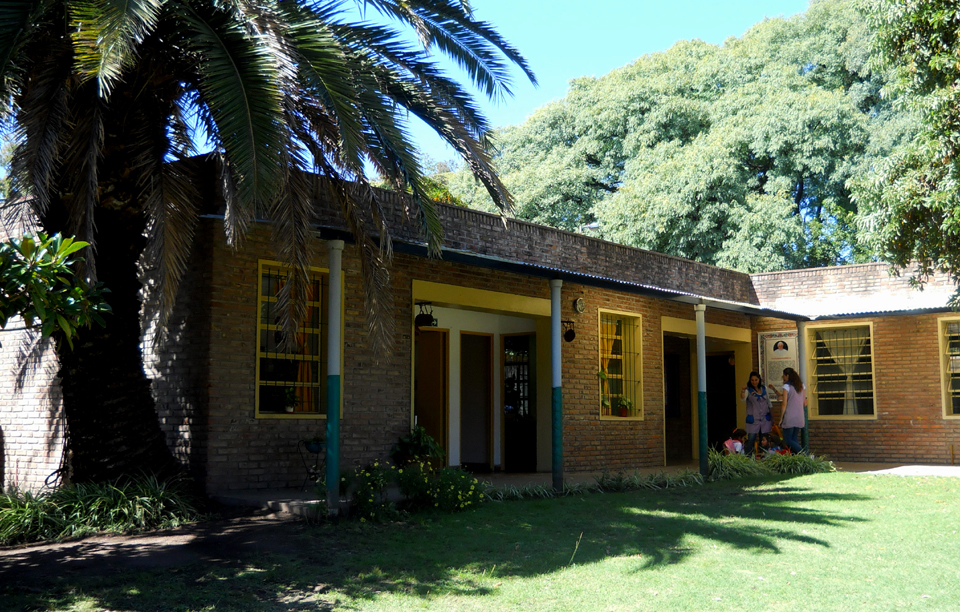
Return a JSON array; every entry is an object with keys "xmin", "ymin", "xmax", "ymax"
[
  {"xmin": 461, "ymin": 333, "xmax": 493, "ymax": 472},
  {"xmin": 503, "ymin": 334, "xmax": 536, "ymax": 472},
  {"xmin": 706, "ymin": 353, "xmax": 737, "ymax": 450},
  {"xmin": 414, "ymin": 329, "xmax": 448, "ymax": 458},
  {"xmin": 663, "ymin": 335, "xmax": 692, "ymax": 464}
]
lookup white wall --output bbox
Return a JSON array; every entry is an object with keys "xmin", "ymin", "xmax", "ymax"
[{"xmin": 428, "ymin": 306, "xmax": 538, "ymax": 467}]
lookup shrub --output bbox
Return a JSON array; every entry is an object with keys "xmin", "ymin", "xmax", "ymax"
[
  {"xmin": 0, "ymin": 475, "xmax": 200, "ymax": 545},
  {"xmin": 350, "ymin": 461, "xmax": 397, "ymax": 522},
  {"xmin": 708, "ymin": 448, "xmax": 835, "ymax": 481},
  {"xmin": 433, "ymin": 467, "xmax": 484, "ymax": 512},
  {"xmin": 396, "ymin": 460, "xmax": 435, "ymax": 511},
  {"xmin": 390, "ymin": 426, "xmax": 444, "ymax": 465}
]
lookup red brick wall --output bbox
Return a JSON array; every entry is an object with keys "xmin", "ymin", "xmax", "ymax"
[
  {"xmin": 0, "ymin": 333, "xmax": 65, "ymax": 493},
  {"xmin": 750, "ymin": 315, "xmax": 960, "ymax": 464},
  {"xmin": 175, "ymin": 219, "xmax": 761, "ymax": 490}
]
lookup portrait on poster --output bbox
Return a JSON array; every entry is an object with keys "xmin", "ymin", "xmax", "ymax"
[{"xmin": 758, "ymin": 331, "xmax": 798, "ymax": 397}]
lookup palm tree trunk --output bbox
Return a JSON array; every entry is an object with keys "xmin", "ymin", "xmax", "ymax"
[{"xmin": 54, "ymin": 207, "xmax": 179, "ymax": 483}]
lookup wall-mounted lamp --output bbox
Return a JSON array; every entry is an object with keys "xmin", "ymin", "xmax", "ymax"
[
  {"xmin": 415, "ymin": 302, "xmax": 438, "ymax": 329},
  {"xmin": 562, "ymin": 320, "xmax": 576, "ymax": 342}
]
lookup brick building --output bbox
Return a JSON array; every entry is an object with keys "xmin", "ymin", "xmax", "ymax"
[{"xmin": 2, "ymin": 183, "xmax": 959, "ymax": 494}]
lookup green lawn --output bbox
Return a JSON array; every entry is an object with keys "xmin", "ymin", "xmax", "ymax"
[{"xmin": 5, "ymin": 472, "xmax": 960, "ymax": 611}]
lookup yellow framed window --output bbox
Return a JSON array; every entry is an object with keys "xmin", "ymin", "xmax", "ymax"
[
  {"xmin": 809, "ymin": 324, "xmax": 875, "ymax": 417},
  {"xmin": 598, "ymin": 310, "xmax": 642, "ymax": 419},
  {"xmin": 256, "ymin": 262, "xmax": 328, "ymax": 417},
  {"xmin": 938, "ymin": 319, "xmax": 960, "ymax": 418}
]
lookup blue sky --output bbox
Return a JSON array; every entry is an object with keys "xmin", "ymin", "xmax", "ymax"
[{"xmin": 410, "ymin": 0, "xmax": 811, "ymax": 164}]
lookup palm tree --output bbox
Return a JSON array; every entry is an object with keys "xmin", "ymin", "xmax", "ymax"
[{"xmin": 0, "ymin": 0, "xmax": 535, "ymax": 483}]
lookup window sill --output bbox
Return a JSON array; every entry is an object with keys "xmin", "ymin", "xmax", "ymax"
[
  {"xmin": 256, "ymin": 413, "xmax": 327, "ymax": 420},
  {"xmin": 806, "ymin": 414, "xmax": 878, "ymax": 421}
]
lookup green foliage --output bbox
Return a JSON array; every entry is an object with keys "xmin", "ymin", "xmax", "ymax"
[
  {"xmin": 350, "ymin": 459, "xmax": 485, "ymax": 521},
  {"xmin": 0, "ymin": 233, "xmax": 110, "ymax": 348},
  {"xmin": 448, "ymin": 0, "xmax": 914, "ymax": 272},
  {"xmin": 0, "ymin": 475, "xmax": 200, "ymax": 545},
  {"xmin": 854, "ymin": 0, "xmax": 960, "ymax": 292},
  {"xmin": 349, "ymin": 460, "xmax": 397, "ymax": 522},
  {"xmin": 707, "ymin": 448, "xmax": 836, "ymax": 480},
  {"xmin": 390, "ymin": 426, "xmax": 445, "ymax": 464},
  {"xmin": 432, "ymin": 466, "xmax": 484, "ymax": 512}
]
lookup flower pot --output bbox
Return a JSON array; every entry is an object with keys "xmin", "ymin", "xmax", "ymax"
[
  {"xmin": 305, "ymin": 441, "xmax": 325, "ymax": 454},
  {"xmin": 618, "ymin": 407, "xmax": 628, "ymax": 417}
]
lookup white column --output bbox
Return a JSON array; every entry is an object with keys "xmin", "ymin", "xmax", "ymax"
[
  {"xmin": 325, "ymin": 240, "xmax": 344, "ymax": 516},
  {"xmin": 549, "ymin": 279, "xmax": 563, "ymax": 490},
  {"xmin": 695, "ymin": 303, "xmax": 708, "ymax": 476}
]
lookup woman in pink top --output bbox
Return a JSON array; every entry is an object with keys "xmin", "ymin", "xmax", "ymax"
[{"xmin": 771, "ymin": 367, "xmax": 806, "ymax": 454}]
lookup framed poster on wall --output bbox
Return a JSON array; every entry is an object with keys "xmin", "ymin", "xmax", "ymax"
[{"xmin": 758, "ymin": 331, "xmax": 798, "ymax": 399}]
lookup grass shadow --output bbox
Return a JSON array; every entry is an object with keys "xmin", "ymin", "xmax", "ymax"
[{"xmin": 0, "ymin": 474, "xmax": 880, "ymax": 611}]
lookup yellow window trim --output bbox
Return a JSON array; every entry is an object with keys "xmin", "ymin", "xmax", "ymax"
[
  {"xmin": 804, "ymin": 321, "xmax": 878, "ymax": 421},
  {"xmin": 598, "ymin": 308, "xmax": 644, "ymax": 420},
  {"xmin": 937, "ymin": 316, "xmax": 960, "ymax": 419},
  {"xmin": 255, "ymin": 259, "xmax": 344, "ymax": 420}
]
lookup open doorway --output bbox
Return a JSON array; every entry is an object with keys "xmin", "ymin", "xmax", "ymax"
[
  {"xmin": 502, "ymin": 333, "xmax": 536, "ymax": 472},
  {"xmin": 460, "ymin": 332, "xmax": 493, "ymax": 472},
  {"xmin": 706, "ymin": 353, "xmax": 738, "ymax": 450},
  {"xmin": 414, "ymin": 329, "xmax": 448, "ymax": 458},
  {"xmin": 663, "ymin": 335, "xmax": 692, "ymax": 464}
]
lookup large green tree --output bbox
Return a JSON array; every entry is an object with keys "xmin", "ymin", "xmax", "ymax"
[
  {"xmin": 854, "ymin": 0, "xmax": 960, "ymax": 292},
  {"xmin": 0, "ymin": 0, "xmax": 533, "ymax": 482},
  {"xmin": 447, "ymin": 0, "xmax": 917, "ymax": 272}
]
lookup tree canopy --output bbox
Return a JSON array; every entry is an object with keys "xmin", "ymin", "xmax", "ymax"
[
  {"xmin": 445, "ymin": 0, "xmax": 919, "ymax": 273},
  {"xmin": 855, "ymin": 0, "xmax": 960, "ymax": 293}
]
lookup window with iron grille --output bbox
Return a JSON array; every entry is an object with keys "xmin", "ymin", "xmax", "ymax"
[
  {"xmin": 810, "ymin": 325, "xmax": 874, "ymax": 417},
  {"xmin": 939, "ymin": 320, "xmax": 960, "ymax": 417},
  {"xmin": 256, "ymin": 262, "xmax": 328, "ymax": 417},
  {"xmin": 598, "ymin": 311, "xmax": 642, "ymax": 418}
]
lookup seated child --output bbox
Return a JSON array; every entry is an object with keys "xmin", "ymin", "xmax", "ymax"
[
  {"xmin": 723, "ymin": 429, "xmax": 748, "ymax": 455},
  {"xmin": 760, "ymin": 432, "xmax": 788, "ymax": 455}
]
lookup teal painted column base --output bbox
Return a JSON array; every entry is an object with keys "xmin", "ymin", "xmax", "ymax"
[
  {"xmin": 552, "ymin": 386, "xmax": 563, "ymax": 491},
  {"xmin": 697, "ymin": 391, "xmax": 708, "ymax": 477},
  {"xmin": 325, "ymin": 375, "xmax": 341, "ymax": 516}
]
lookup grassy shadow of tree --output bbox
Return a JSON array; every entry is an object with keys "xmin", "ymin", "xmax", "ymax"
[
  {"xmin": 0, "ymin": 475, "xmax": 876, "ymax": 610},
  {"xmin": 319, "ymin": 475, "xmax": 871, "ymax": 601}
]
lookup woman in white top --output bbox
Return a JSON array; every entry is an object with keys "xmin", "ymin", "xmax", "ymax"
[{"xmin": 769, "ymin": 367, "xmax": 806, "ymax": 454}]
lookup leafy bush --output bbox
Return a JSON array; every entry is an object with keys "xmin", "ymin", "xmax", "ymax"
[
  {"xmin": 395, "ymin": 461, "xmax": 485, "ymax": 514},
  {"xmin": 390, "ymin": 426, "xmax": 444, "ymax": 464},
  {"xmin": 0, "ymin": 475, "xmax": 200, "ymax": 545},
  {"xmin": 432, "ymin": 467, "xmax": 484, "ymax": 512},
  {"xmin": 396, "ymin": 460, "xmax": 435, "ymax": 511},
  {"xmin": 707, "ymin": 448, "xmax": 835, "ymax": 481},
  {"xmin": 350, "ymin": 461, "xmax": 397, "ymax": 522}
]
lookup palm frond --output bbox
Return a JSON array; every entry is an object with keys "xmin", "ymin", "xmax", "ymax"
[
  {"xmin": 0, "ymin": 0, "xmax": 39, "ymax": 109},
  {"xmin": 68, "ymin": 0, "xmax": 163, "ymax": 97},
  {"xmin": 361, "ymin": 0, "xmax": 537, "ymax": 101},
  {"xmin": 142, "ymin": 161, "xmax": 199, "ymax": 344},
  {"xmin": 280, "ymin": 1, "xmax": 367, "ymax": 175},
  {"xmin": 9, "ymin": 31, "xmax": 72, "ymax": 223},
  {"xmin": 60, "ymin": 89, "xmax": 104, "ymax": 281},
  {"xmin": 178, "ymin": 0, "xmax": 286, "ymax": 222}
]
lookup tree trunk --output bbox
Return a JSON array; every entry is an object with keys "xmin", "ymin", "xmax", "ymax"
[{"xmin": 54, "ymin": 207, "xmax": 179, "ymax": 483}]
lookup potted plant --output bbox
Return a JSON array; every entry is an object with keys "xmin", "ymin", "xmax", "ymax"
[
  {"xmin": 617, "ymin": 396, "xmax": 633, "ymax": 418},
  {"xmin": 284, "ymin": 388, "xmax": 298, "ymax": 413},
  {"xmin": 302, "ymin": 434, "xmax": 326, "ymax": 454},
  {"xmin": 597, "ymin": 370, "xmax": 611, "ymax": 415},
  {"xmin": 390, "ymin": 426, "xmax": 444, "ymax": 466}
]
